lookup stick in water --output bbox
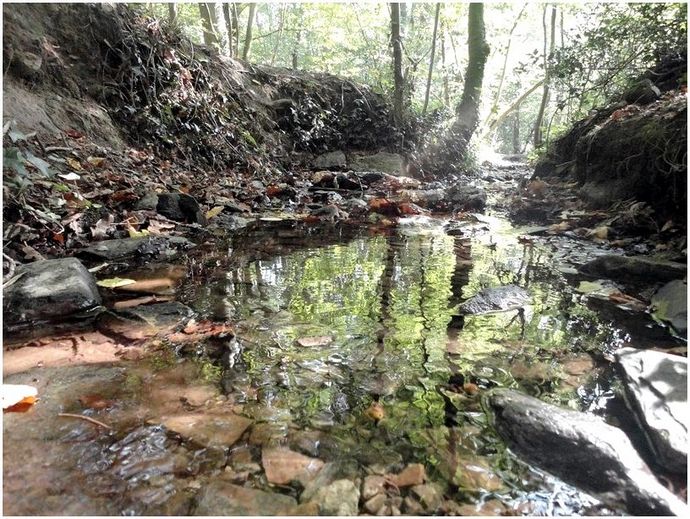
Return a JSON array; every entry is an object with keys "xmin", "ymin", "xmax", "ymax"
[{"xmin": 58, "ymin": 413, "xmax": 112, "ymax": 430}]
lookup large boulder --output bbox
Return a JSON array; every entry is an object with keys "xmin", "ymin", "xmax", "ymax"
[
  {"xmin": 579, "ymin": 254, "xmax": 686, "ymax": 284},
  {"xmin": 485, "ymin": 388, "xmax": 687, "ymax": 515},
  {"xmin": 445, "ymin": 184, "xmax": 487, "ymax": 212},
  {"xmin": 3, "ymin": 258, "xmax": 102, "ymax": 330},
  {"xmin": 136, "ymin": 193, "xmax": 206, "ymax": 224},
  {"xmin": 349, "ymin": 151, "xmax": 404, "ymax": 175},
  {"xmin": 650, "ymin": 280, "xmax": 687, "ymax": 335},
  {"xmin": 313, "ymin": 150, "xmax": 347, "ymax": 169},
  {"xmin": 615, "ymin": 348, "xmax": 687, "ymax": 473}
]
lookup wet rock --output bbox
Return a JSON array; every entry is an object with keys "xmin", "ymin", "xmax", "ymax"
[
  {"xmin": 136, "ymin": 192, "xmax": 206, "ymax": 224},
  {"xmin": 361, "ymin": 474, "xmax": 387, "ymax": 500},
  {"xmin": 300, "ymin": 459, "xmax": 359, "ymax": 503},
  {"xmin": 194, "ymin": 481, "xmax": 297, "ymax": 515},
  {"xmin": 118, "ymin": 301, "xmax": 194, "ymax": 330},
  {"xmin": 211, "ymin": 213, "xmax": 252, "ymax": 231},
  {"xmin": 262, "ymin": 447, "xmax": 324, "ymax": 486},
  {"xmin": 402, "ymin": 496, "xmax": 424, "ymax": 515},
  {"xmin": 313, "ymin": 150, "xmax": 347, "ymax": 169},
  {"xmin": 310, "ymin": 479, "xmax": 360, "ymax": 516},
  {"xmin": 485, "ymin": 388, "xmax": 687, "ymax": 515},
  {"xmin": 287, "ymin": 502, "xmax": 321, "ymax": 515},
  {"xmin": 410, "ymin": 484, "xmax": 442, "ymax": 512},
  {"xmin": 365, "ymin": 493, "xmax": 388, "ymax": 514},
  {"xmin": 78, "ymin": 236, "xmax": 193, "ymax": 261},
  {"xmin": 3, "ymin": 257, "xmax": 102, "ymax": 328},
  {"xmin": 389, "ymin": 463, "xmax": 426, "ymax": 488},
  {"xmin": 459, "ymin": 284, "xmax": 530, "ymax": 315},
  {"xmin": 445, "ymin": 184, "xmax": 487, "ymax": 212},
  {"xmin": 158, "ymin": 411, "xmax": 251, "ymax": 449},
  {"xmin": 357, "ymin": 171, "xmax": 386, "ymax": 184},
  {"xmin": 579, "ymin": 255, "xmax": 686, "ymax": 284},
  {"xmin": 349, "ymin": 151, "xmax": 404, "ymax": 175},
  {"xmin": 651, "ymin": 280, "xmax": 687, "ymax": 334},
  {"xmin": 451, "ymin": 457, "xmax": 504, "ymax": 492},
  {"xmin": 615, "ymin": 348, "xmax": 687, "ymax": 473},
  {"xmin": 248, "ymin": 421, "xmax": 289, "ymax": 446}
]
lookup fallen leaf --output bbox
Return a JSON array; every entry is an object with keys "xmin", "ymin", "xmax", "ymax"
[
  {"xmin": 547, "ymin": 221, "xmax": 570, "ymax": 234},
  {"xmin": 588, "ymin": 226, "xmax": 609, "ymax": 241},
  {"xmin": 364, "ymin": 401, "xmax": 385, "ymax": 422},
  {"xmin": 21, "ymin": 243, "xmax": 45, "ymax": 261},
  {"xmin": 65, "ymin": 129, "xmax": 84, "ymax": 139},
  {"xmin": 113, "ymin": 277, "xmax": 176, "ymax": 294},
  {"xmin": 66, "ymin": 157, "xmax": 83, "ymax": 171},
  {"xmin": 296, "ymin": 336, "xmax": 333, "ymax": 347},
  {"xmin": 661, "ymin": 220, "xmax": 674, "ymax": 233},
  {"xmin": 147, "ymin": 219, "xmax": 176, "ymax": 234},
  {"xmin": 126, "ymin": 224, "xmax": 150, "ymax": 238},
  {"xmin": 90, "ymin": 214, "xmax": 115, "ymax": 239},
  {"xmin": 78, "ymin": 394, "xmax": 114, "ymax": 410},
  {"xmin": 86, "ymin": 156, "xmax": 106, "ymax": 168},
  {"xmin": 2, "ymin": 384, "xmax": 38, "ymax": 412},
  {"xmin": 206, "ymin": 206, "xmax": 224, "ymax": 219},
  {"xmin": 96, "ymin": 277, "xmax": 137, "ymax": 288},
  {"xmin": 58, "ymin": 172, "xmax": 81, "ymax": 181}
]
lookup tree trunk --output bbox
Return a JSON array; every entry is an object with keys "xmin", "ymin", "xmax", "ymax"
[
  {"xmin": 292, "ymin": 28, "xmax": 302, "ymax": 70},
  {"xmin": 270, "ymin": 5, "xmax": 286, "ymax": 66},
  {"xmin": 487, "ymin": 78, "xmax": 544, "ymax": 136},
  {"xmin": 222, "ymin": 3, "xmax": 234, "ymax": 57},
  {"xmin": 168, "ymin": 3, "xmax": 178, "ymax": 25},
  {"xmin": 422, "ymin": 3, "xmax": 441, "ymax": 115},
  {"xmin": 232, "ymin": 3, "xmax": 240, "ymax": 53},
  {"xmin": 212, "ymin": 3, "xmax": 229, "ymax": 54},
  {"xmin": 512, "ymin": 107, "xmax": 521, "ymax": 154},
  {"xmin": 533, "ymin": 5, "xmax": 557, "ymax": 148},
  {"xmin": 242, "ymin": 3, "xmax": 257, "ymax": 61},
  {"xmin": 390, "ymin": 3, "xmax": 405, "ymax": 127},
  {"xmin": 199, "ymin": 3, "xmax": 219, "ymax": 48},
  {"xmin": 451, "ymin": 2, "xmax": 490, "ymax": 147},
  {"xmin": 440, "ymin": 21, "xmax": 450, "ymax": 107}
]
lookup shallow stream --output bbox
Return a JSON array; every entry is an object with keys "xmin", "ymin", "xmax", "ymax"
[{"xmin": 3, "ymin": 176, "xmax": 684, "ymax": 515}]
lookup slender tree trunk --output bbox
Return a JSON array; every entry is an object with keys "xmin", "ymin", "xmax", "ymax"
[
  {"xmin": 533, "ymin": 5, "xmax": 557, "ymax": 148},
  {"xmin": 487, "ymin": 3, "xmax": 527, "ymax": 122},
  {"xmin": 212, "ymin": 3, "xmax": 229, "ymax": 54},
  {"xmin": 440, "ymin": 22, "xmax": 450, "ymax": 107},
  {"xmin": 199, "ymin": 3, "xmax": 219, "ymax": 48},
  {"xmin": 487, "ymin": 78, "xmax": 544, "ymax": 136},
  {"xmin": 512, "ymin": 107, "xmax": 521, "ymax": 154},
  {"xmin": 292, "ymin": 28, "xmax": 302, "ymax": 70},
  {"xmin": 232, "ymin": 3, "xmax": 240, "ymax": 53},
  {"xmin": 422, "ymin": 3, "xmax": 441, "ymax": 115},
  {"xmin": 451, "ymin": 2, "xmax": 490, "ymax": 145},
  {"xmin": 242, "ymin": 3, "xmax": 257, "ymax": 61},
  {"xmin": 168, "ymin": 3, "xmax": 178, "ymax": 25},
  {"xmin": 222, "ymin": 3, "xmax": 234, "ymax": 57},
  {"xmin": 390, "ymin": 3, "xmax": 405, "ymax": 127},
  {"xmin": 270, "ymin": 5, "xmax": 286, "ymax": 66}
]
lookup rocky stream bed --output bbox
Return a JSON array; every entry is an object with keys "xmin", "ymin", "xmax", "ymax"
[{"xmin": 3, "ymin": 160, "xmax": 687, "ymax": 516}]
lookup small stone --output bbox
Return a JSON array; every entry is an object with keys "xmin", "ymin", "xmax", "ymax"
[
  {"xmin": 364, "ymin": 494, "xmax": 387, "ymax": 514},
  {"xmin": 362, "ymin": 475, "xmax": 387, "ymax": 500},
  {"xmin": 195, "ymin": 481, "xmax": 297, "ymax": 515},
  {"xmin": 389, "ymin": 463, "xmax": 425, "ymax": 487},
  {"xmin": 403, "ymin": 496, "xmax": 424, "ymax": 515},
  {"xmin": 390, "ymin": 505, "xmax": 402, "ymax": 515},
  {"xmin": 159, "ymin": 411, "xmax": 251, "ymax": 449},
  {"xmin": 375, "ymin": 505, "xmax": 390, "ymax": 516},
  {"xmin": 411, "ymin": 484, "xmax": 442, "ymax": 512},
  {"xmin": 311, "ymin": 479, "xmax": 360, "ymax": 516},
  {"xmin": 286, "ymin": 502, "xmax": 320, "ymax": 516},
  {"xmin": 262, "ymin": 447, "xmax": 324, "ymax": 486}
]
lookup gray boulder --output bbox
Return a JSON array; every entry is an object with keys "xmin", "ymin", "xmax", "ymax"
[
  {"xmin": 615, "ymin": 348, "xmax": 687, "ymax": 473},
  {"xmin": 651, "ymin": 280, "xmax": 687, "ymax": 335},
  {"xmin": 308, "ymin": 479, "xmax": 360, "ymax": 516},
  {"xmin": 459, "ymin": 285, "xmax": 530, "ymax": 315},
  {"xmin": 313, "ymin": 150, "xmax": 347, "ymax": 169},
  {"xmin": 349, "ymin": 151, "xmax": 404, "ymax": 175},
  {"xmin": 579, "ymin": 255, "xmax": 686, "ymax": 284},
  {"xmin": 136, "ymin": 192, "xmax": 206, "ymax": 224},
  {"xmin": 445, "ymin": 184, "xmax": 487, "ymax": 212},
  {"xmin": 4, "ymin": 258, "xmax": 102, "ymax": 328},
  {"xmin": 485, "ymin": 388, "xmax": 687, "ymax": 516}
]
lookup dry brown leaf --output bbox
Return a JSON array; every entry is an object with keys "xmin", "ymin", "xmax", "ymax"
[
  {"xmin": 548, "ymin": 221, "xmax": 570, "ymax": 234},
  {"xmin": 206, "ymin": 206, "xmax": 224, "ymax": 219},
  {"xmin": 21, "ymin": 243, "xmax": 45, "ymax": 261},
  {"xmin": 66, "ymin": 157, "xmax": 83, "ymax": 171}
]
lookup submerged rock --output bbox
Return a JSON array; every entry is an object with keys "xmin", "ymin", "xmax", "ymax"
[
  {"xmin": 309, "ymin": 479, "xmax": 360, "ymax": 516},
  {"xmin": 579, "ymin": 254, "xmax": 686, "ymax": 284},
  {"xmin": 651, "ymin": 280, "xmax": 687, "ymax": 335},
  {"xmin": 459, "ymin": 284, "xmax": 530, "ymax": 315},
  {"xmin": 615, "ymin": 348, "xmax": 687, "ymax": 473},
  {"xmin": 485, "ymin": 388, "xmax": 687, "ymax": 515},
  {"xmin": 77, "ymin": 236, "xmax": 193, "ymax": 261},
  {"xmin": 194, "ymin": 481, "xmax": 297, "ymax": 515},
  {"xmin": 4, "ymin": 257, "xmax": 102, "ymax": 328},
  {"xmin": 158, "ymin": 411, "xmax": 252, "ymax": 449},
  {"xmin": 261, "ymin": 447, "xmax": 324, "ymax": 486}
]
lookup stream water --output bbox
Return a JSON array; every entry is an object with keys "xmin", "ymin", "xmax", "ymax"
[{"xmin": 3, "ymin": 174, "xmax": 684, "ymax": 515}]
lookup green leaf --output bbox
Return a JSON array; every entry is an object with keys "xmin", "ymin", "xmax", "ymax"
[
  {"xmin": 4, "ymin": 147, "xmax": 28, "ymax": 176},
  {"xmin": 26, "ymin": 152, "xmax": 53, "ymax": 177}
]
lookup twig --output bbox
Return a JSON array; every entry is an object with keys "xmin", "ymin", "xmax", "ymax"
[{"xmin": 58, "ymin": 413, "xmax": 112, "ymax": 430}]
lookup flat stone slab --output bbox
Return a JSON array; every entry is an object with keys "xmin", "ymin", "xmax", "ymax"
[
  {"xmin": 349, "ymin": 151, "xmax": 404, "ymax": 175},
  {"xmin": 77, "ymin": 236, "xmax": 193, "ymax": 261},
  {"xmin": 3, "ymin": 257, "xmax": 102, "ymax": 327},
  {"xmin": 651, "ymin": 280, "xmax": 687, "ymax": 335},
  {"xmin": 579, "ymin": 254, "xmax": 686, "ymax": 284},
  {"xmin": 194, "ymin": 481, "xmax": 297, "ymax": 515},
  {"xmin": 615, "ymin": 347, "xmax": 687, "ymax": 473},
  {"xmin": 485, "ymin": 388, "xmax": 687, "ymax": 515},
  {"xmin": 158, "ymin": 411, "xmax": 252, "ymax": 449},
  {"xmin": 313, "ymin": 150, "xmax": 347, "ymax": 169},
  {"xmin": 459, "ymin": 285, "xmax": 530, "ymax": 315}
]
